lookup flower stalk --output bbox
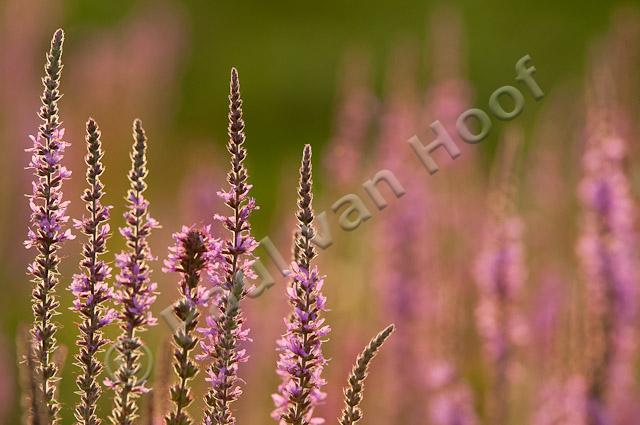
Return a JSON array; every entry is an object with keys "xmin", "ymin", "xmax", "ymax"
[
  {"xmin": 109, "ymin": 119, "xmax": 160, "ymax": 425},
  {"xmin": 24, "ymin": 28, "xmax": 74, "ymax": 424},
  {"xmin": 272, "ymin": 145, "xmax": 330, "ymax": 425},
  {"xmin": 200, "ymin": 67, "xmax": 258, "ymax": 425},
  {"xmin": 163, "ymin": 226, "xmax": 219, "ymax": 425},
  {"xmin": 71, "ymin": 118, "xmax": 117, "ymax": 425}
]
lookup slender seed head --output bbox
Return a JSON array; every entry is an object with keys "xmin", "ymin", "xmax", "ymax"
[{"xmin": 339, "ymin": 325, "xmax": 395, "ymax": 425}]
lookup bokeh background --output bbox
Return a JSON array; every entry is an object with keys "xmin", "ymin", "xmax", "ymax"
[{"xmin": 2, "ymin": 0, "xmax": 640, "ymax": 424}]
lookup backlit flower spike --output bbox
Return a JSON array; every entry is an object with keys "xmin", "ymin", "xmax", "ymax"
[
  {"xmin": 163, "ymin": 225, "xmax": 221, "ymax": 425},
  {"xmin": 24, "ymin": 28, "xmax": 73, "ymax": 425},
  {"xmin": 71, "ymin": 118, "xmax": 115, "ymax": 425},
  {"xmin": 201, "ymin": 67, "xmax": 258, "ymax": 425},
  {"xmin": 110, "ymin": 119, "xmax": 160, "ymax": 425},
  {"xmin": 339, "ymin": 324, "xmax": 395, "ymax": 425},
  {"xmin": 272, "ymin": 145, "xmax": 330, "ymax": 425}
]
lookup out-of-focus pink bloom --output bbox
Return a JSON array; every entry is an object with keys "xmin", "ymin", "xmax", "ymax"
[
  {"xmin": 533, "ymin": 376, "xmax": 588, "ymax": 425},
  {"xmin": 529, "ymin": 274, "xmax": 565, "ymax": 367},
  {"xmin": 578, "ymin": 65, "xmax": 639, "ymax": 425},
  {"xmin": 422, "ymin": 5, "xmax": 473, "ymax": 163},
  {"xmin": 373, "ymin": 44, "xmax": 433, "ymax": 424},
  {"xmin": 323, "ymin": 51, "xmax": 375, "ymax": 189},
  {"xmin": 427, "ymin": 361, "xmax": 479, "ymax": 425},
  {"xmin": 474, "ymin": 128, "xmax": 528, "ymax": 425},
  {"xmin": 475, "ymin": 216, "xmax": 527, "ymax": 364},
  {"xmin": 177, "ymin": 148, "xmax": 226, "ymax": 227}
]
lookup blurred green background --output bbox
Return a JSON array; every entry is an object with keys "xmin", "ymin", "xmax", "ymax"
[{"xmin": 0, "ymin": 0, "xmax": 635, "ymax": 424}]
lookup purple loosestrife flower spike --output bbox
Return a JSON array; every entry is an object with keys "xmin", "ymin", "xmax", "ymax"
[
  {"xmin": 200, "ymin": 67, "xmax": 258, "ymax": 425},
  {"xmin": 163, "ymin": 226, "xmax": 220, "ymax": 425},
  {"xmin": 109, "ymin": 119, "xmax": 160, "ymax": 425},
  {"xmin": 474, "ymin": 129, "xmax": 526, "ymax": 425},
  {"xmin": 374, "ymin": 53, "xmax": 428, "ymax": 423},
  {"xmin": 578, "ymin": 68, "xmax": 638, "ymax": 425},
  {"xmin": 71, "ymin": 118, "xmax": 116, "ymax": 425},
  {"xmin": 339, "ymin": 325, "xmax": 395, "ymax": 425},
  {"xmin": 24, "ymin": 28, "xmax": 74, "ymax": 425},
  {"xmin": 272, "ymin": 145, "xmax": 330, "ymax": 425}
]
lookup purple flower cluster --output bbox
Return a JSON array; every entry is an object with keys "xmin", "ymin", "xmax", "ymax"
[
  {"xmin": 199, "ymin": 67, "xmax": 258, "ymax": 425},
  {"xmin": 70, "ymin": 118, "xmax": 117, "ymax": 425},
  {"xmin": 24, "ymin": 28, "xmax": 73, "ymax": 424},
  {"xmin": 25, "ymin": 127, "xmax": 74, "ymax": 250},
  {"xmin": 580, "ymin": 138, "xmax": 637, "ymax": 326},
  {"xmin": 163, "ymin": 225, "xmax": 220, "ymax": 306},
  {"xmin": 273, "ymin": 263, "xmax": 330, "ymax": 425},
  {"xmin": 108, "ymin": 119, "xmax": 160, "ymax": 424},
  {"xmin": 323, "ymin": 55, "xmax": 374, "ymax": 189},
  {"xmin": 164, "ymin": 226, "xmax": 221, "ymax": 425},
  {"xmin": 113, "ymin": 120, "xmax": 160, "ymax": 329},
  {"xmin": 474, "ymin": 216, "xmax": 526, "ymax": 366},
  {"xmin": 19, "ymin": 19, "xmax": 640, "ymax": 425},
  {"xmin": 474, "ymin": 211, "xmax": 526, "ymax": 425}
]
